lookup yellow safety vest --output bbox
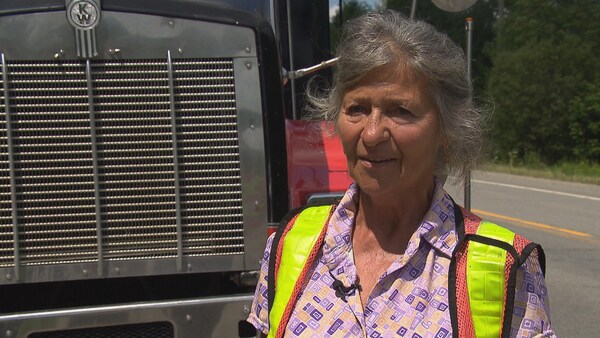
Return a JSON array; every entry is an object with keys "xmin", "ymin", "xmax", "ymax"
[{"xmin": 267, "ymin": 203, "xmax": 545, "ymax": 338}]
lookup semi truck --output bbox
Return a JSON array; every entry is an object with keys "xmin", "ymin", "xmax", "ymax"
[{"xmin": 0, "ymin": 0, "xmax": 350, "ymax": 336}]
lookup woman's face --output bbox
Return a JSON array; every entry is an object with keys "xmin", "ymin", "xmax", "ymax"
[{"xmin": 337, "ymin": 64, "xmax": 443, "ymax": 198}]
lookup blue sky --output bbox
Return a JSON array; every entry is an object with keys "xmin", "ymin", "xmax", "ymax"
[{"xmin": 328, "ymin": 0, "xmax": 383, "ymax": 20}]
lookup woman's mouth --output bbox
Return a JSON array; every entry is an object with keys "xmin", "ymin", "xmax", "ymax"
[{"xmin": 359, "ymin": 157, "xmax": 396, "ymax": 167}]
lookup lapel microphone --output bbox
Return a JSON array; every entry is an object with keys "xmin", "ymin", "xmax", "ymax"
[{"xmin": 332, "ymin": 279, "xmax": 360, "ymax": 302}]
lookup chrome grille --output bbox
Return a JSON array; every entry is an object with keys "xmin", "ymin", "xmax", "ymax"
[{"xmin": 0, "ymin": 58, "xmax": 244, "ymax": 267}]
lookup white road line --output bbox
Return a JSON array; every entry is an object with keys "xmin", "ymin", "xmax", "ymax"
[{"xmin": 472, "ymin": 179, "xmax": 600, "ymax": 202}]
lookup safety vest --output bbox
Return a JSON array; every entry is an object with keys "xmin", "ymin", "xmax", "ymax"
[{"xmin": 267, "ymin": 203, "xmax": 545, "ymax": 338}]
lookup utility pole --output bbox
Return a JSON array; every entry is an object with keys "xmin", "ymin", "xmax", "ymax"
[{"xmin": 464, "ymin": 16, "xmax": 473, "ymax": 210}]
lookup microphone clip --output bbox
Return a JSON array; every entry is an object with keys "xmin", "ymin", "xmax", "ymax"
[{"xmin": 332, "ymin": 279, "xmax": 360, "ymax": 303}]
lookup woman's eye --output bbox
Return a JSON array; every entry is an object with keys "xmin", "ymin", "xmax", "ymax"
[
  {"xmin": 389, "ymin": 106, "xmax": 413, "ymax": 118},
  {"xmin": 346, "ymin": 105, "xmax": 368, "ymax": 115}
]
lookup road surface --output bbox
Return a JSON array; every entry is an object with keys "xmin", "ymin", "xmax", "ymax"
[{"xmin": 445, "ymin": 171, "xmax": 600, "ymax": 337}]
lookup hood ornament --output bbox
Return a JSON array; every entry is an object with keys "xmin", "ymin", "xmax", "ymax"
[{"xmin": 66, "ymin": 0, "xmax": 101, "ymax": 58}]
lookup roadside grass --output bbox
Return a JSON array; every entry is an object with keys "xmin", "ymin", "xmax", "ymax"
[{"xmin": 483, "ymin": 162, "xmax": 600, "ymax": 185}]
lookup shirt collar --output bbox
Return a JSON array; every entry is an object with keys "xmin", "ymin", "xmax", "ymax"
[
  {"xmin": 416, "ymin": 181, "xmax": 458, "ymax": 259},
  {"xmin": 322, "ymin": 179, "xmax": 458, "ymax": 267},
  {"xmin": 321, "ymin": 183, "xmax": 359, "ymax": 284}
]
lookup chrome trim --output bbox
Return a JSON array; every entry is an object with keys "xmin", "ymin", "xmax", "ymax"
[
  {"xmin": 86, "ymin": 59, "xmax": 104, "ymax": 277},
  {"xmin": 76, "ymin": 27, "xmax": 99, "ymax": 58},
  {"xmin": 167, "ymin": 49, "xmax": 184, "ymax": 272},
  {"xmin": 0, "ymin": 294, "xmax": 256, "ymax": 338},
  {"xmin": 0, "ymin": 255, "xmax": 245, "ymax": 284},
  {"xmin": 1, "ymin": 53, "xmax": 20, "ymax": 281},
  {"xmin": 234, "ymin": 58, "xmax": 268, "ymax": 270}
]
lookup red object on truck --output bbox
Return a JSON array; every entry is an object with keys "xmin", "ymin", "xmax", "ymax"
[{"xmin": 285, "ymin": 119, "xmax": 351, "ymax": 209}]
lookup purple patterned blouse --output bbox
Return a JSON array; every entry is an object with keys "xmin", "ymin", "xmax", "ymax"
[{"xmin": 248, "ymin": 182, "xmax": 555, "ymax": 337}]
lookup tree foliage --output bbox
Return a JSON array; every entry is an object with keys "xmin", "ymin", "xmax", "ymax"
[
  {"xmin": 487, "ymin": 0, "xmax": 600, "ymax": 163},
  {"xmin": 568, "ymin": 81, "xmax": 600, "ymax": 161}
]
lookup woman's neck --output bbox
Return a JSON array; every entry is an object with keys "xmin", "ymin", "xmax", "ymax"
[{"xmin": 353, "ymin": 180, "xmax": 435, "ymax": 254}]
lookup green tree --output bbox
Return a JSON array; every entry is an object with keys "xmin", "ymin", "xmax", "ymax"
[
  {"xmin": 568, "ymin": 81, "xmax": 600, "ymax": 162},
  {"xmin": 486, "ymin": 0, "xmax": 600, "ymax": 164}
]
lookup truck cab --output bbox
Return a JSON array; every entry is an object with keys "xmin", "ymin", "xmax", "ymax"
[{"xmin": 0, "ymin": 0, "xmax": 349, "ymax": 336}]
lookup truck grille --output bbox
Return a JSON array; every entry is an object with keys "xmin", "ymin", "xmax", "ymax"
[{"xmin": 0, "ymin": 58, "xmax": 245, "ymax": 268}]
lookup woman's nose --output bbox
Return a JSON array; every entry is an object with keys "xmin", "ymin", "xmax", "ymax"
[{"xmin": 361, "ymin": 112, "xmax": 390, "ymax": 146}]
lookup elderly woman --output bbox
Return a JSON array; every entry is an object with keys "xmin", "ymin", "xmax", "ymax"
[{"xmin": 247, "ymin": 10, "xmax": 554, "ymax": 338}]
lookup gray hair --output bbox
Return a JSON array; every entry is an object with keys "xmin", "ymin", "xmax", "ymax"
[{"xmin": 306, "ymin": 10, "xmax": 487, "ymax": 182}]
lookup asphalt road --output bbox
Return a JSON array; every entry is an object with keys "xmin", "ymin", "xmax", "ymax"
[{"xmin": 445, "ymin": 171, "xmax": 600, "ymax": 337}]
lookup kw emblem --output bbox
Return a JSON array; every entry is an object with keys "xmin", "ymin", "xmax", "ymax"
[{"xmin": 66, "ymin": 0, "xmax": 101, "ymax": 58}]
